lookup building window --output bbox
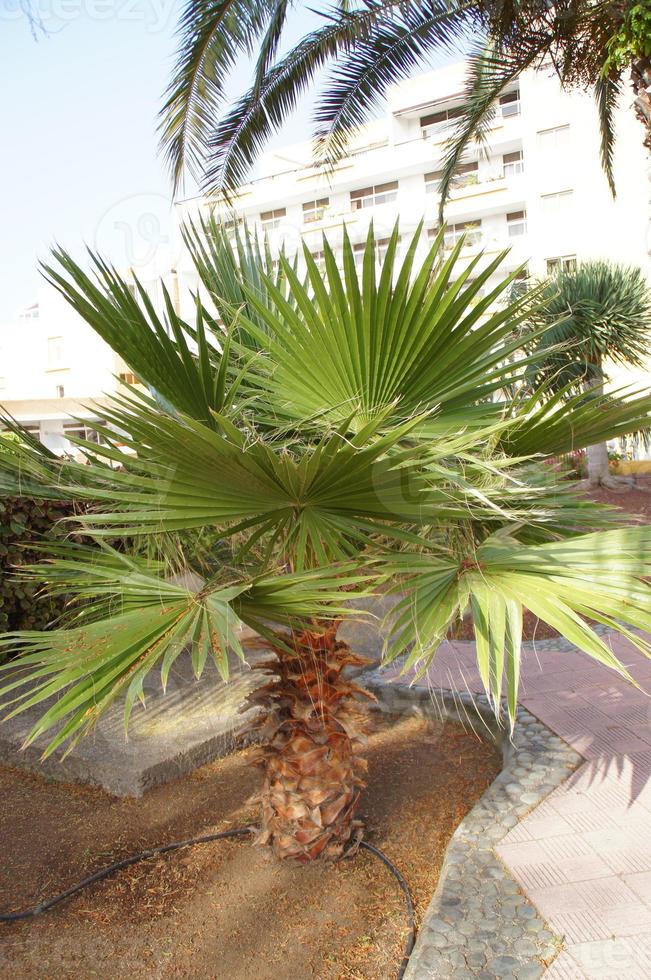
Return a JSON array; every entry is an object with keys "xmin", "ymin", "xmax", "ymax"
[
  {"xmin": 439, "ymin": 220, "xmax": 482, "ymax": 249},
  {"xmin": 500, "ymin": 89, "xmax": 520, "ymax": 118},
  {"xmin": 541, "ymin": 190, "xmax": 573, "ymax": 216},
  {"xmin": 19, "ymin": 303, "xmax": 40, "ymax": 320},
  {"xmin": 503, "ymin": 150, "xmax": 524, "ymax": 177},
  {"xmin": 546, "ymin": 255, "xmax": 577, "ymax": 274},
  {"xmin": 302, "ymin": 198, "xmax": 329, "ymax": 224},
  {"xmin": 420, "ymin": 105, "xmax": 463, "ymax": 139},
  {"xmin": 510, "ymin": 268, "xmax": 530, "ymax": 299},
  {"xmin": 63, "ymin": 422, "xmax": 99, "ymax": 444},
  {"xmin": 350, "ymin": 181, "xmax": 398, "ymax": 210},
  {"xmin": 425, "ymin": 162, "xmax": 478, "ymax": 194},
  {"xmin": 55, "ymin": 385, "xmax": 65, "ymax": 398},
  {"xmin": 260, "ymin": 208, "xmax": 286, "ymax": 231},
  {"xmin": 538, "ymin": 124, "xmax": 570, "ymax": 149},
  {"xmin": 47, "ymin": 336, "xmax": 65, "ymax": 368},
  {"xmin": 353, "ymin": 237, "xmax": 397, "ymax": 267},
  {"xmin": 507, "ymin": 210, "xmax": 527, "ymax": 237},
  {"xmin": 310, "ymin": 250, "xmax": 327, "ymax": 273},
  {"xmin": 119, "ymin": 372, "xmax": 140, "ymax": 385}
]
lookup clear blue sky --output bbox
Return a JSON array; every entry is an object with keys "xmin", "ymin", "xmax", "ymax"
[{"xmin": 0, "ymin": 2, "xmax": 458, "ymax": 320}]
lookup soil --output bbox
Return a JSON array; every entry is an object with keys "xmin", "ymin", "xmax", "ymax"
[
  {"xmin": 449, "ymin": 608, "xmax": 561, "ymax": 642},
  {"xmin": 586, "ymin": 474, "xmax": 651, "ymax": 522},
  {"xmin": 0, "ymin": 713, "xmax": 500, "ymax": 980}
]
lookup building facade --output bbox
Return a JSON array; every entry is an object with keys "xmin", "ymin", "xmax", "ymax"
[
  {"xmin": 2, "ymin": 61, "xmax": 650, "ymax": 454},
  {"xmin": 175, "ymin": 60, "xmax": 651, "ymax": 320},
  {"xmin": 0, "ymin": 284, "xmax": 138, "ymax": 454}
]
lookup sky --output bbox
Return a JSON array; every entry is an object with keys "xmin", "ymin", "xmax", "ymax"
[
  {"xmin": 0, "ymin": 1, "xmax": 325, "ymax": 320},
  {"xmin": 0, "ymin": 1, "xmax": 458, "ymax": 321}
]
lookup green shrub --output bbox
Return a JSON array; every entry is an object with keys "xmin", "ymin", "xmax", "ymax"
[{"xmin": 0, "ymin": 497, "xmax": 75, "ymax": 640}]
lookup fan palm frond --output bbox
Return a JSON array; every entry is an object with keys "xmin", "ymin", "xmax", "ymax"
[{"xmin": 3, "ymin": 225, "xmax": 651, "ymax": 761}]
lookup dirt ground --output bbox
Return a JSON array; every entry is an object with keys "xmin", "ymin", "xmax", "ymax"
[
  {"xmin": 586, "ymin": 473, "xmax": 651, "ymax": 521},
  {"xmin": 0, "ymin": 713, "xmax": 499, "ymax": 980}
]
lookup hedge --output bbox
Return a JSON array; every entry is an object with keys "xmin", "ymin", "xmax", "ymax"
[{"xmin": 0, "ymin": 496, "xmax": 75, "ymax": 638}]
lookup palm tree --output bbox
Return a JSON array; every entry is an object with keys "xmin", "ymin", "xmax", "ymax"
[
  {"xmin": 2, "ymin": 222, "xmax": 651, "ymax": 862},
  {"xmin": 159, "ymin": 0, "xmax": 651, "ymax": 205},
  {"xmin": 524, "ymin": 260, "xmax": 651, "ymax": 488}
]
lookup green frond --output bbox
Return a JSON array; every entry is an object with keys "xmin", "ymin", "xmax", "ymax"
[
  {"xmin": 42, "ymin": 247, "xmax": 248, "ymax": 425},
  {"xmin": 385, "ymin": 526, "xmax": 651, "ymax": 729},
  {"xmin": 313, "ymin": 0, "xmax": 473, "ymax": 168},
  {"xmin": 201, "ymin": 1, "xmax": 407, "ymax": 194},
  {"xmin": 158, "ymin": 0, "xmax": 276, "ymax": 192},
  {"xmin": 594, "ymin": 74, "xmax": 621, "ymax": 197},
  {"xmin": 0, "ymin": 551, "xmax": 372, "ymax": 757},
  {"xmin": 437, "ymin": 42, "xmax": 544, "ymax": 220}
]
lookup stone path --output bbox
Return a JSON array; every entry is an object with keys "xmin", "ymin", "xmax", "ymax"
[{"xmin": 380, "ymin": 633, "xmax": 651, "ymax": 979}]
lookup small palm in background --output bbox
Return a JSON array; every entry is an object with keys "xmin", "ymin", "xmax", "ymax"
[
  {"xmin": 524, "ymin": 261, "xmax": 651, "ymax": 488},
  {"xmin": 2, "ymin": 224, "xmax": 651, "ymax": 862}
]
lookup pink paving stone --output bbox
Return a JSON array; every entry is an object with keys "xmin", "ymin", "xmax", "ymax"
[
  {"xmin": 564, "ymin": 728, "xmax": 651, "ymax": 760},
  {"xmin": 543, "ymin": 950, "xmax": 589, "ymax": 979},
  {"xmin": 623, "ymin": 871, "xmax": 651, "ymax": 905},
  {"xmin": 568, "ymin": 936, "xmax": 651, "ymax": 979},
  {"xmin": 492, "ymin": 632, "xmax": 651, "ymax": 978},
  {"xmin": 515, "ymin": 811, "xmax": 577, "ymax": 841},
  {"xmin": 497, "ymin": 838, "xmax": 614, "ymax": 889}
]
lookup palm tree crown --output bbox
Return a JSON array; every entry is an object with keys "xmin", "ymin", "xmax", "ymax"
[
  {"xmin": 159, "ymin": 0, "xmax": 651, "ymax": 206},
  {"xmin": 2, "ymin": 223, "xmax": 651, "ymax": 859},
  {"xmin": 526, "ymin": 260, "xmax": 651, "ymax": 394}
]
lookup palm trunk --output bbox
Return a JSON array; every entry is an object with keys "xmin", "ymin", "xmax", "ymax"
[
  {"xmin": 586, "ymin": 441, "xmax": 611, "ymax": 487},
  {"xmin": 246, "ymin": 623, "xmax": 374, "ymax": 862},
  {"xmin": 584, "ymin": 363, "xmax": 634, "ymax": 489}
]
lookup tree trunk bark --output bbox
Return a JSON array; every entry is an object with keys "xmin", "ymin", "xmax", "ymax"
[
  {"xmin": 586, "ymin": 441, "xmax": 611, "ymax": 487},
  {"xmin": 584, "ymin": 367, "xmax": 635, "ymax": 489},
  {"xmin": 246, "ymin": 622, "xmax": 374, "ymax": 862}
]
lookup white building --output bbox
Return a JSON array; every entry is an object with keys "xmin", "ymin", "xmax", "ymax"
[
  {"xmin": 175, "ymin": 60, "xmax": 651, "ymax": 315},
  {"xmin": 0, "ymin": 284, "xmax": 139, "ymax": 454},
  {"xmin": 2, "ymin": 61, "xmax": 650, "ymax": 454}
]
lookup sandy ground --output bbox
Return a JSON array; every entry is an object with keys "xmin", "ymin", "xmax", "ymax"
[{"xmin": 0, "ymin": 712, "xmax": 499, "ymax": 980}]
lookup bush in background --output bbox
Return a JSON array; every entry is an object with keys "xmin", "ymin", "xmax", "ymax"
[{"xmin": 0, "ymin": 497, "xmax": 74, "ymax": 639}]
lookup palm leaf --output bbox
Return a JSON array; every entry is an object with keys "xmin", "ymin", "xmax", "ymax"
[
  {"xmin": 0, "ymin": 550, "xmax": 373, "ymax": 757},
  {"xmin": 385, "ymin": 526, "xmax": 651, "ymax": 728},
  {"xmin": 159, "ymin": 0, "xmax": 276, "ymax": 191}
]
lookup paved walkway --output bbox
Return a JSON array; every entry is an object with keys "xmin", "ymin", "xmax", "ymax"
[{"xmin": 384, "ymin": 633, "xmax": 651, "ymax": 979}]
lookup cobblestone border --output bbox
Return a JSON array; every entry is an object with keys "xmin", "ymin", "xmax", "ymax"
[{"xmin": 362, "ymin": 673, "xmax": 582, "ymax": 980}]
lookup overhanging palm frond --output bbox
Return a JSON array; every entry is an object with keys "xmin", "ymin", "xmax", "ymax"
[
  {"xmin": 158, "ymin": 0, "xmax": 277, "ymax": 192},
  {"xmin": 313, "ymin": 0, "xmax": 473, "ymax": 168},
  {"xmin": 0, "ymin": 549, "xmax": 371, "ymax": 757},
  {"xmin": 594, "ymin": 74, "xmax": 622, "ymax": 196},
  {"xmin": 201, "ymin": 0, "xmax": 407, "ymax": 194},
  {"xmin": 43, "ymin": 248, "xmax": 247, "ymax": 425},
  {"xmin": 437, "ymin": 41, "xmax": 544, "ymax": 219},
  {"xmin": 385, "ymin": 526, "xmax": 651, "ymax": 727}
]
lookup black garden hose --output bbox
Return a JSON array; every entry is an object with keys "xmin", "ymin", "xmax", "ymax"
[{"xmin": 0, "ymin": 828, "xmax": 416, "ymax": 980}]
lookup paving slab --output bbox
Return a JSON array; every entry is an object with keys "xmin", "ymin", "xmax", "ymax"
[
  {"xmin": 377, "ymin": 630, "xmax": 651, "ymax": 979},
  {"xmin": 0, "ymin": 652, "xmax": 263, "ymax": 796}
]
